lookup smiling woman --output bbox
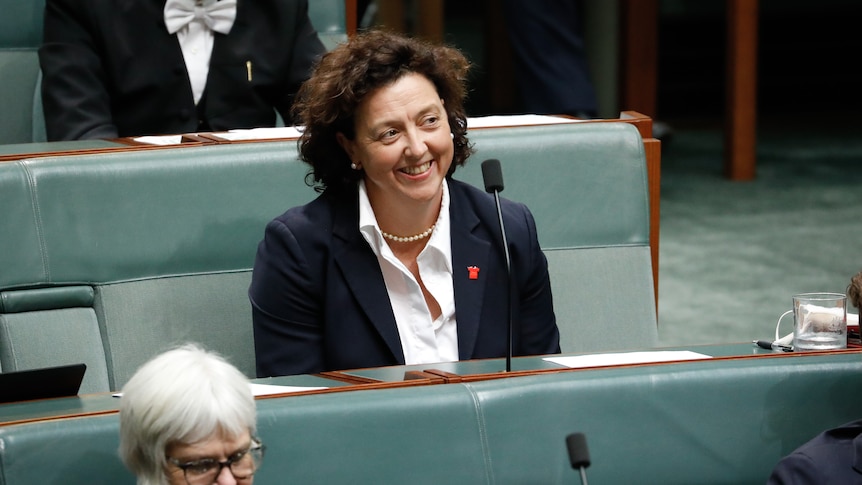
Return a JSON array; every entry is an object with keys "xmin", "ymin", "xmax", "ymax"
[
  {"xmin": 337, "ymin": 72, "xmax": 454, "ymax": 240},
  {"xmin": 249, "ymin": 30, "xmax": 561, "ymax": 377}
]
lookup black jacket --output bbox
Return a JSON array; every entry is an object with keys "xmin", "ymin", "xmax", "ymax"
[
  {"xmin": 39, "ymin": 0, "xmax": 325, "ymax": 140},
  {"xmin": 250, "ymin": 178, "xmax": 561, "ymax": 377}
]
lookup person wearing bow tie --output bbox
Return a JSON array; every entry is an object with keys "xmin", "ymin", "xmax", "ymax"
[{"xmin": 38, "ymin": 0, "xmax": 325, "ymax": 141}]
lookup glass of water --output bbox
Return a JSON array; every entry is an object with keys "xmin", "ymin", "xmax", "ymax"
[{"xmin": 793, "ymin": 292, "xmax": 847, "ymax": 351}]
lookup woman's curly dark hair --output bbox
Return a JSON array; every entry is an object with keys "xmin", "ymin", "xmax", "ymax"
[{"xmin": 292, "ymin": 29, "xmax": 474, "ymax": 192}]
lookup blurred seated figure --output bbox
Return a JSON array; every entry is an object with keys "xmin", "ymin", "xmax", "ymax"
[
  {"xmin": 119, "ymin": 343, "xmax": 263, "ymax": 485},
  {"xmin": 768, "ymin": 271, "xmax": 862, "ymax": 483},
  {"xmin": 501, "ymin": 0, "xmax": 598, "ymax": 119},
  {"xmin": 767, "ymin": 419, "xmax": 862, "ymax": 484},
  {"xmin": 38, "ymin": 0, "xmax": 325, "ymax": 141}
]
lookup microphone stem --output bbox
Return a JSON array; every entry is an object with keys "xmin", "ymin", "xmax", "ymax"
[
  {"xmin": 492, "ymin": 190, "xmax": 513, "ymax": 372},
  {"xmin": 579, "ymin": 467, "xmax": 589, "ymax": 485}
]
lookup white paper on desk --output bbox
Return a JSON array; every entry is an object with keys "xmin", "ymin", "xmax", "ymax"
[
  {"xmin": 132, "ymin": 135, "xmax": 184, "ymax": 145},
  {"xmin": 134, "ymin": 115, "xmax": 579, "ymax": 144},
  {"xmin": 544, "ymin": 350, "xmax": 713, "ymax": 369},
  {"xmin": 249, "ymin": 383, "xmax": 327, "ymax": 396},
  {"xmin": 216, "ymin": 126, "xmax": 304, "ymax": 141},
  {"xmin": 147, "ymin": 116, "xmax": 578, "ymax": 143},
  {"xmin": 467, "ymin": 114, "xmax": 584, "ymax": 129},
  {"xmin": 113, "ymin": 383, "xmax": 327, "ymax": 398}
]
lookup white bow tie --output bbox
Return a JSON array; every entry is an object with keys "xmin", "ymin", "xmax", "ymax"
[{"xmin": 164, "ymin": 0, "xmax": 237, "ymax": 35}]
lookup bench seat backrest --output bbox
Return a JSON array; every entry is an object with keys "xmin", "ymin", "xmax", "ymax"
[
  {"xmin": 0, "ymin": 0, "xmax": 46, "ymax": 144},
  {"xmin": 0, "ymin": 122, "xmax": 655, "ymax": 392}
]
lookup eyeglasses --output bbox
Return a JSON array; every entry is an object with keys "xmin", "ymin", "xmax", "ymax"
[{"xmin": 168, "ymin": 438, "xmax": 264, "ymax": 485}]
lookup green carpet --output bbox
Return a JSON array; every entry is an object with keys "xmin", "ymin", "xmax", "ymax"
[{"xmin": 657, "ymin": 118, "xmax": 862, "ymax": 346}]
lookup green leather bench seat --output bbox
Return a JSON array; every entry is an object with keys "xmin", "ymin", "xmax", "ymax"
[
  {"xmin": 0, "ymin": 141, "xmax": 317, "ymax": 392},
  {"xmin": 470, "ymin": 354, "xmax": 862, "ymax": 484},
  {"xmin": 457, "ymin": 123, "xmax": 656, "ymax": 354},
  {"xmin": 1, "ymin": 351, "xmax": 860, "ymax": 484},
  {"xmin": 0, "ymin": 0, "xmax": 45, "ymax": 145},
  {"xmin": 0, "ymin": 122, "xmax": 656, "ymax": 394},
  {"xmin": 307, "ymin": 0, "xmax": 349, "ymax": 50}
]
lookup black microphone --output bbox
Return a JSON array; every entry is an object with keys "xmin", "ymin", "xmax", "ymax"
[
  {"xmin": 566, "ymin": 432, "xmax": 591, "ymax": 485},
  {"xmin": 481, "ymin": 158, "xmax": 513, "ymax": 372}
]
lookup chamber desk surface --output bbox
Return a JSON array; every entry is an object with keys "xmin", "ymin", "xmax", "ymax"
[
  {"xmin": 327, "ymin": 342, "xmax": 849, "ymax": 382},
  {"xmin": 1, "ymin": 342, "xmax": 855, "ymax": 427}
]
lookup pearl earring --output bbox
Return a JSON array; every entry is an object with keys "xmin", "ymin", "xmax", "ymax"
[
  {"xmin": 351, "ymin": 162, "xmax": 360, "ymax": 170},
  {"xmin": 450, "ymin": 132, "xmax": 455, "ymax": 139}
]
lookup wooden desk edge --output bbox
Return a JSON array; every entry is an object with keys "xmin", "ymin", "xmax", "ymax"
[{"xmin": 3, "ymin": 347, "xmax": 856, "ymax": 427}]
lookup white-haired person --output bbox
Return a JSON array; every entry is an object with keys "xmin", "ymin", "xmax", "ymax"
[{"xmin": 119, "ymin": 344, "xmax": 264, "ymax": 485}]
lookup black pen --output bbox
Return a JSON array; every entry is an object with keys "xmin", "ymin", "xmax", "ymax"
[{"xmin": 753, "ymin": 340, "xmax": 793, "ymax": 352}]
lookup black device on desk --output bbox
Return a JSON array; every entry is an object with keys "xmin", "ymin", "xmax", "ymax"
[{"xmin": 0, "ymin": 363, "xmax": 86, "ymax": 404}]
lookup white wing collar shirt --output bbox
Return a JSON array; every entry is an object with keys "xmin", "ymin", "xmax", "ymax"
[
  {"xmin": 358, "ymin": 179, "xmax": 459, "ymax": 365},
  {"xmin": 163, "ymin": 0, "xmax": 237, "ymax": 105}
]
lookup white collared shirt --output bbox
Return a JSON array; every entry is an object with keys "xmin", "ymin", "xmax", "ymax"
[
  {"xmin": 358, "ymin": 180, "xmax": 458, "ymax": 365},
  {"xmin": 174, "ymin": 0, "xmax": 218, "ymax": 105}
]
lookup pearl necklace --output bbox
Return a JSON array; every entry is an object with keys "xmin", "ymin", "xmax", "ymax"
[{"xmin": 381, "ymin": 224, "xmax": 436, "ymax": 243}]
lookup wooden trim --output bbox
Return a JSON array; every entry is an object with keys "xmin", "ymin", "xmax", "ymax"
[{"xmin": 644, "ymin": 137, "xmax": 661, "ymax": 310}]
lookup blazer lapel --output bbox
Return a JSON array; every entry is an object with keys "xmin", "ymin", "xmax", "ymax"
[
  {"xmin": 331, "ymin": 194, "xmax": 405, "ymax": 364},
  {"xmin": 450, "ymin": 187, "xmax": 491, "ymax": 360}
]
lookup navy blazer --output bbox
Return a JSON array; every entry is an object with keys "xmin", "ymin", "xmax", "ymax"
[
  {"xmin": 768, "ymin": 419, "xmax": 862, "ymax": 484},
  {"xmin": 39, "ymin": 0, "xmax": 325, "ymax": 140},
  {"xmin": 250, "ymin": 178, "xmax": 560, "ymax": 377}
]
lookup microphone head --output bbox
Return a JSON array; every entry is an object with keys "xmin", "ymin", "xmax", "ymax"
[
  {"xmin": 481, "ymin": 158, "xmax": 504, "ymax": 193},
  {"xmin": 566, "ymin": 432, "xmax": 591, "ymax": 469}
]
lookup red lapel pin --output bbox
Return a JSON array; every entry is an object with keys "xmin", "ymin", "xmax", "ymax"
[{"xmin": 467, "ymin": 266, "xmax": 480, "ymax": 280}]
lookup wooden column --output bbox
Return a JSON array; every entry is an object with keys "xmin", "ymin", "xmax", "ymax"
[
  {"xmin": 345, "ymin": 0, "xmax": 358, "ymax": 36},
  {"xmin": 376, "ymin": 0, "xmax": 406, "ymax": 31},
  {"xmin": 375, "ymin": 0, "xmax": 443, "ymax": 42},
  {"xmin": 619, "ymin": 0, "xmax": 659, "ymax": 118},
  {"xmin": 416, "ymin": 0, "xmax": 444, "ymax": 43},
  {"xmin": 725, "ymin": 0, "xmax": 759, "ymax": 181}
]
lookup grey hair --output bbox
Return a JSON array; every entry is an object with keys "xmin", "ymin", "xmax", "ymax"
[{"xmin": 118, "ymin": 343, "xmax": 256, "ymax": 485}]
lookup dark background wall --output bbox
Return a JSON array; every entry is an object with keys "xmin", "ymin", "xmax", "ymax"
[
  {"xmin": 658, "ymin": 0, "xmax": 862, "ymax": 121},
  {"xmin": 369, "ymin": 0, "xmax": 862, "ymax": 125}
]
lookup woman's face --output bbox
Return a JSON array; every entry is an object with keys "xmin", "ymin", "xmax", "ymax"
[
  {"xmin": 338, "ymin": 72, "xmax": 453, "ymax": 209},
  {"xmin": 165, "ymin": 429, "xmax": 254, "ymax": 485}
]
